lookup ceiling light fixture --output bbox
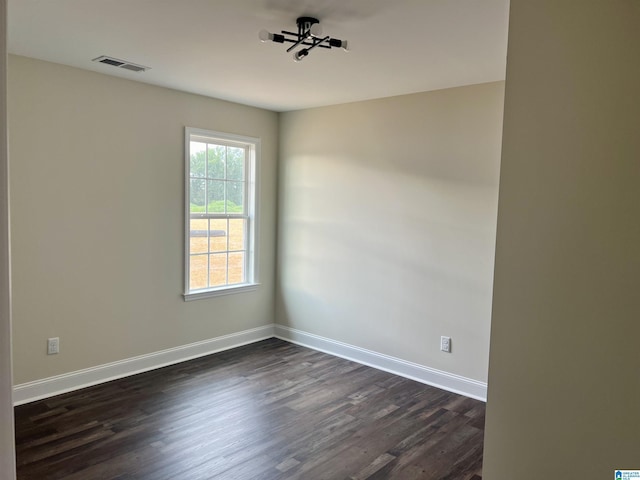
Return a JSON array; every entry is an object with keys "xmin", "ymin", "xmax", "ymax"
[{"xmin": 259, "ymin": 17, "xmax": 348, "ymax": 62}]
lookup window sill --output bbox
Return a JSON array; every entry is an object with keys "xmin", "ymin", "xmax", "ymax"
[{"xmin": 183, "ymin": 283, "xmax": 260, "ymax": 301}]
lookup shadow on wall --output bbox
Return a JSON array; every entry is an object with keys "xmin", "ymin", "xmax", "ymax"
[
  {"xmin": 276, "ymin": 153, "xmax": 497, "ymax": 375},
  {"xmin": 275, "ymin": 84, "xmax": 504, "ymax": 380}
]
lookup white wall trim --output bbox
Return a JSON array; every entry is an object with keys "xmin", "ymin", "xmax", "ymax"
[
  {"xmin": 13, "ymin": 324, "xmax": 275, "ymax": 406},
  {"xmin": 274, "ymin": 325, "xmax": 487, "ymax": 401},
  {"xmin": 13, "ymin": 323, "xmax": 486, "ymax": 406}
]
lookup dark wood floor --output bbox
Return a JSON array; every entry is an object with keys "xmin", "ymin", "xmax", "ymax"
[{"xmin": 15, "ymin": 338, "xmax": 485, "ymax": 479}]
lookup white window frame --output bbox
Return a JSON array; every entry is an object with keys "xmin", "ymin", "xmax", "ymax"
[{"xmin": 184, "ymin": 127, "xmax": 260, "ymax": 301}]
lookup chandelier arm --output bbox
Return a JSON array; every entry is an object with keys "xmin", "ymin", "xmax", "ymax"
[
  {"xmin": 280, "ymin": 38, "xmax": 330, "ymax": 49},
  {"xmin": 306, "ymin": 42, "xmax": 331, "ymax": 49},
  {"xmin": 278, "ymin": 33, "xmax": 331, "ymax": 48},
  {"xmin": 285, "ymin": 30, "xmax": 313, "ymax": 52},
  {"xmin": 304, "ymin": 36, "xmax": 330, "ymax": 54}
]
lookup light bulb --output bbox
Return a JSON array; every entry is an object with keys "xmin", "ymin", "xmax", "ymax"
[
  {"xmin": 329, "ymin": 38, "xmax": 349, "ymax": 51},
  {"xmin": 309, "ymin": 23, "xmax": 323, "ymax": 38},
  {"xmin": 258, "ymin": 29, "xmax": 273, "ymax": 42},
  {"xmin": 293, "ymin": 49, "xmax": 309, "ymax": 62}
]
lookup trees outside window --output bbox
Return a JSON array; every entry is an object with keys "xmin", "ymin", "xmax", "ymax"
[{"xmin": 184, "ymin": 128, "xmax": 259, "ymax": 299}]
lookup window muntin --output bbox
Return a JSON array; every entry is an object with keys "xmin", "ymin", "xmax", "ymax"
[{"xmin": 185, "ymin": 128, "xmax": 258, "ymax": 299}]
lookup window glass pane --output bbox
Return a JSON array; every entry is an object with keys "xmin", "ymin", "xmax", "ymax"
[
  {"xmin": 228, "ymin": 218, "xmax": 245, "ymax": 252},
  {"xmin": 228, "ymin": 252, "xmax": 245, "ymax": 285},
  {"xmin": 209, "ymin": 254, "xmax": 227, "ymax": 287},
  {"xmin": 207, "ymin": 144, "xmax": 225, "ymax": 179},
  {"xmin": 189, "ymin": 219, "xmax": 208, "ymax": 254},
  {"xmin": 227, "ymin": 147, "xmax": 245, "ymax": 181},
  {"xmin": 190, "ymin": 179, "xmax": 206, "ymax": 213},
  {"xmin": 189, "ymin": 255, "xmax": 208, "ymax": 290},
  {"xmin": 186, "ymin": 129, "xmax": 257, "ymax": 295},
  {"xmin": 227, "ymin": 181, "xmax": 244, "ymax": 213},
  {"xmin": 206, "ymin": 180, "xmax": 225, "ymax": 213},
  {"xmin": 209, "ymin": 219, "xmax": 228, "ymax": 253},
  {"xmin": 190, "ymin": 142, "xmax": 206, "ymax": 178}
]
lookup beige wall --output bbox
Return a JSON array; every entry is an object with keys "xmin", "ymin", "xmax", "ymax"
[
  {"xmin": 277, "ymin": 83, "xmax": 504, "ymax": 382},
  {"xmin": 8, "ymin": 55, "xmax": 278, "ymax": 384},
  {"xmin": 0, "ymin": 1, "xmax": 16, "ymax": 477},
  {"xmin": 483, "ymin": 1, "xmax": 640, "ymax": 478}
]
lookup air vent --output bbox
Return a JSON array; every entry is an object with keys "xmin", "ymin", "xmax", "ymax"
[{"xmin": 92, "ymin": 55, "xmax": 150, "ymax": 73}]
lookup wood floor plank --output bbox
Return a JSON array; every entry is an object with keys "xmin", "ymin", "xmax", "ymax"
[{"xmin": 15, "ymin": 338, "xmax": 484, "ymax": 479}]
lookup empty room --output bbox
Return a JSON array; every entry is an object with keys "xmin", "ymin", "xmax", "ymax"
[{"xmin": 1, "ymin": 1, "xmax": 639, "ymax": 480}]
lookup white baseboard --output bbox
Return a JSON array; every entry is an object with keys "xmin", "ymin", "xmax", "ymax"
[
  {"xmin": 13, "ymin": 323, "xmax": 486, "ymax": 406},
  {"xmin": 274, "ymin": 325, "xmax": 487, "ymax": 402},
  {"xmin": 13, "ymin": 324, "xmax": 275, "ymax": 406}
]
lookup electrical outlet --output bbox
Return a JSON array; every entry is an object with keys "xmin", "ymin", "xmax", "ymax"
[
  {"xmin": 47, "ymin": 337, "xmax": 59, "ymax": 355},
  {"xmin": 440, "ymin": 336, "xmax": 451, "ymax": 353}
]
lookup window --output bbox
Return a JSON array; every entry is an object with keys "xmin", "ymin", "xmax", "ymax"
[{"xmin": 184, "ymin": 128, "xmax": 259, "ymax": 300}]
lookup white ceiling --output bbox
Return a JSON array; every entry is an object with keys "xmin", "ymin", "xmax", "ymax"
[{"xmin": 8, "ymin": 0, "xmax": 509, "ymax": 112}]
